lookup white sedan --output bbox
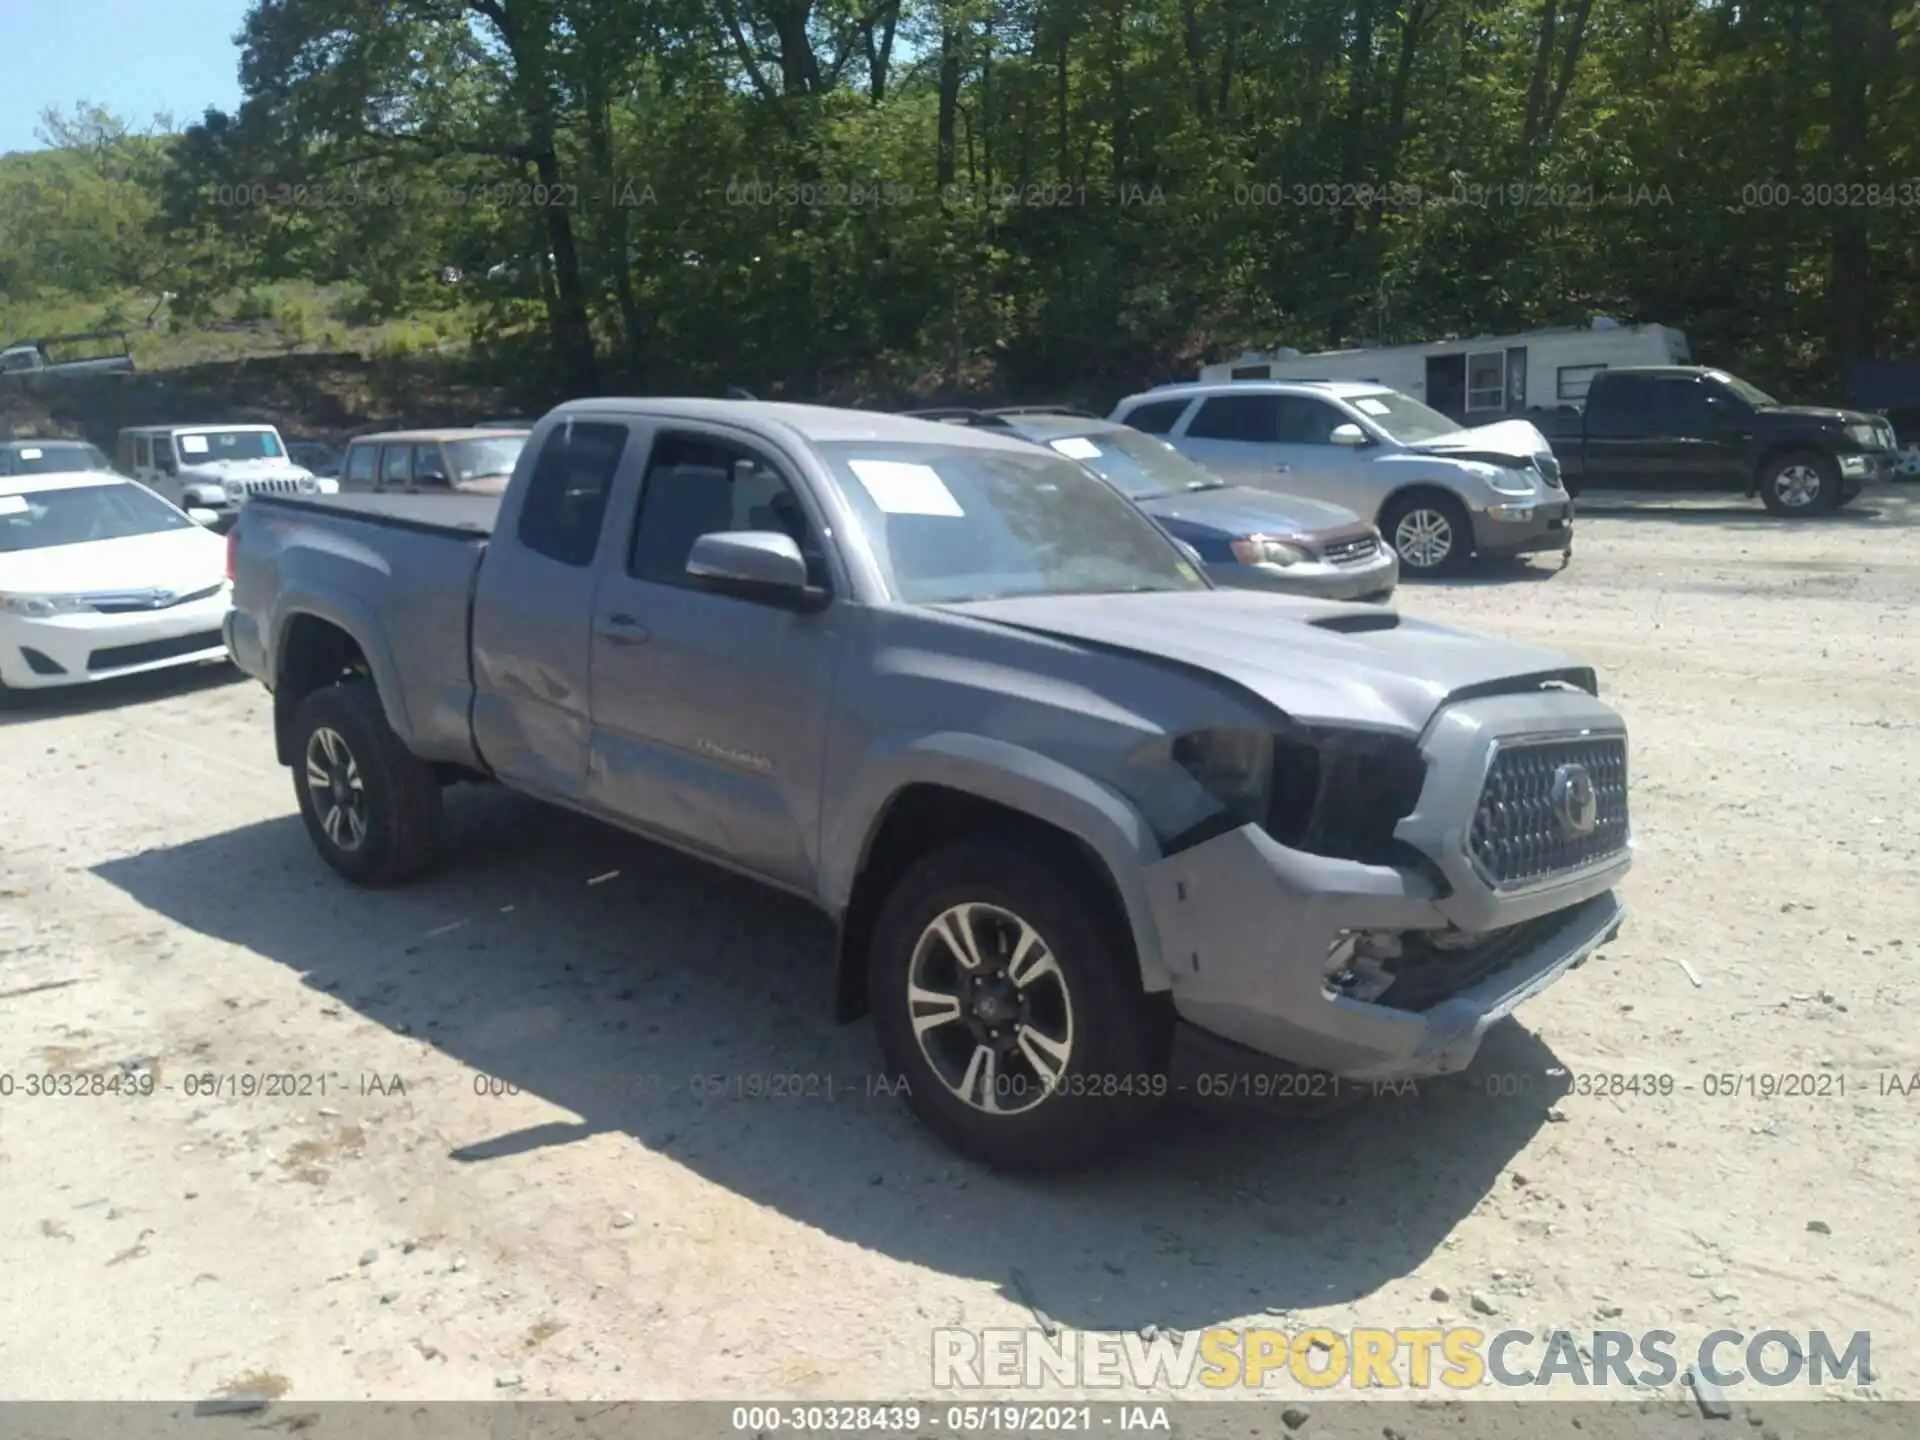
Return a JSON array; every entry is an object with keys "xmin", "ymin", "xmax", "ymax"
[{"xmin": 0, "ymin": 470, "xmax": 233, "ymax": 691}]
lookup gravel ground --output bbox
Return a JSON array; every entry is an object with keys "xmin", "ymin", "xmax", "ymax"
[{"xmin": 0, "ymin": 487, "xmax": 1915, "ymax": 1421}]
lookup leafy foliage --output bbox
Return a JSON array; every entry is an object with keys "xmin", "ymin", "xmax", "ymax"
[{"xmin": 5, "ymin": 0, "xmax": 1918, "ymax": 402}]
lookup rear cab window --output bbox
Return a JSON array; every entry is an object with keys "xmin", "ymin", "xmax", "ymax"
[{"xmin": 516, "ymin": 420, "xmax": 630, "ymax": 567}]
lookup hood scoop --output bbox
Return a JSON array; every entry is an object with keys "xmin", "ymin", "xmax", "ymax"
[{"xmin": 1311, "ymin": 610, "xmax": 1402, "ymax": 634}]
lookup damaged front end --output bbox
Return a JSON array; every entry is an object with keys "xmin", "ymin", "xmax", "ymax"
[{"xmin": 1128, "ymin": 685, "xmax": 1632, "ymax": 1089}]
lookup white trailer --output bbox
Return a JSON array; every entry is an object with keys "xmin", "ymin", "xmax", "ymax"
[{"xmin": 1199, "ymin": 320, "xmax": 1690, "ymax": 424}]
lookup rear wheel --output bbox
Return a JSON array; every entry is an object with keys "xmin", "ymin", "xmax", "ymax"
[
  {"xmin": 290, "ymin": 680, "xmax": 442, "ymax": 885},
  {"xmin": 1758, "ymin": 451, "xmax": 1841, "ymax": 516},
  {"xmin": 1381, "ymin": 491, "xmax": 1472, "ymax": 576},
  {"xmin": 868, "ymin": 837, "xmax": 1170, "ymax": 1171}
]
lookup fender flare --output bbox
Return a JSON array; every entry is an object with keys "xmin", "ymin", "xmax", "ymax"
[
  {"xmin": 269, "ymin": 590, "xmax": 414, "ymax": 762},
  {"xmin": 822, "ymin": 730, "xmax": 1175, "ymax": 995}
]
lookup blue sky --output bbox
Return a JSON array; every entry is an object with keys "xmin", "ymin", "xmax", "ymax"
[{"xmin": 0, "ymin": 0, "xmax": 251, "ymax": 154}]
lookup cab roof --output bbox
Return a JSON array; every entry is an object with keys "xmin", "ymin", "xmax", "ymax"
[{"xmin": 541, "ymin": 397, "xmax": 1044, "ymax": 455}]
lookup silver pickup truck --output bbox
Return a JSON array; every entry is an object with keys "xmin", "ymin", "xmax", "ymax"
[{"xmin": 225, "ymin": 399, "xmax": 1631, "ymax": 1170}]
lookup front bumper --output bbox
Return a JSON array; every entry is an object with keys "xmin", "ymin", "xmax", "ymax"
[
  {"xmin": 1214, "ymin": 548, "xmax": 1399, "ymax": 601},
  {"xmin": 1143, "ymin": 688, "xmax": 1630, "ymax": 1084},
  {"xmin": 0, "ymin": 594, "xmax": 232, "ymax": 690},
  {"xmin": 1470, "ymin": 497, "xmax": 1574, "ymax": 556},
  {"xmin": 1838, "ymin": 452, "xmax": 1895, "ymax": 493}
]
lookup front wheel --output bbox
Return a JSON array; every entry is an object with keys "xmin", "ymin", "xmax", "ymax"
[
  {"xmin": 867, "ymin": 838, "xmax": 1171, "ymax": 1171},
  {"xmin": 290, "ymin": 680, "xmax": 443, "ymax": 885},
  {"xmin": 1381, "ymin": 491, "xmax": 1472, "ymax": 576},
  {"xmin": 1757, "ymin": 451, "xmax": 1841, "ymax": 516}
]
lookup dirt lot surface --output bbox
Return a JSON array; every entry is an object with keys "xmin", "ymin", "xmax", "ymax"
[{"xmin": 1, "ymin": 488, "xmax": 1915, "ymax": 1423}]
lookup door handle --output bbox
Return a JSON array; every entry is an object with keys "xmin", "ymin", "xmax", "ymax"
[{"xmin": 598, "ymin": 613, "xmax": 650, "ymax": 645}]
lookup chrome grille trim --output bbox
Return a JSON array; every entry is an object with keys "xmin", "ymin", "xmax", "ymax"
[
  {"xmin": 1467, "ymin": 731, "xmax": 1629, "ymax": 892},
  {"xmin": 1320, "ymin": 534, "xmax": 1381, "ymax": 566}
]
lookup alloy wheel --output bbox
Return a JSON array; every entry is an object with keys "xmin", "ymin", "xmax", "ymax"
[
  {"xmin": 304, "ymin": 726, "xmax": 368, "ymax": 851},
  {"xmin": 906, "ymin": 902, "xmax": 1075, "ymax": 1114},
  {"xmin": 1772, "ymin": 464, "xmax": 1824, "ymax": 509},
  {"xmin": 1393, "ymin": 508, "xmax": 1455, "ymax": 569}
]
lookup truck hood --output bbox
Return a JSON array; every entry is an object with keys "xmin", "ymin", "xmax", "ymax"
[
  {"xmin": 1406, "ymin": 418, "xmax": 1553, "ymax": 461},
  {"xmin": 937, "ymin": 588, "xmax": 1595, "ymax": 733},
  {"xmin": 1757, "ymin": 404, "xmax": 1879, "ymax": 427},
  {"xmin": 1136, "ymin": 485, "xmax": 1366, "ymax": 541}
]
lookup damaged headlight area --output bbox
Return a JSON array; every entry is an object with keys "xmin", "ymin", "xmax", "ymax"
[{"xmin": 1159, "ymin": 724, "xmax": 1433, "ymax": 870}]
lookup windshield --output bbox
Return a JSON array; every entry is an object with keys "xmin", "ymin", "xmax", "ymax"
[
  {"xmin": 817, "ymin": 441, "xmax": 1208, "ymax": 604},
  {"xmin": 1707, "ymin": 371, "xmax": 1779, "ymax": 407},
  {"xmin": 176, "ymin": 429, "xmax": 284, "ymax": 463},
  {"xmin": 1041, "ymin": 428, "xmax": 1224, "ymax": 499},
  {"xmin": 446, "ymin": 436, "xmax": 526, "ymax": 483},
  {"xmin": 1346, "ymin": 389, "xmax": 1463, "ymax": 443},
  {"xmin": 1, "ymin": 443, "xmax": 113, "ymax": 476},
  {"xmin": 0, "ymin": 482, "xmax": 193, "ymax": 552}
]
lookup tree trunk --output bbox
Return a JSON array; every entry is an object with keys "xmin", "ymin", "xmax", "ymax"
[
  {"xmin": 1522, "ymin": 0, "xmax": 1560, "ymax": 148},
  {"xmin": 1180, "ymin": 0, "xmax": 1213, "ymax": 123},
  {"xmin": 937, "ymin": 25, "xmax": 963, "ymax": 187},
  {"xmin": 1825, "ymin": 0, "xmax": 1875, "ymax": 373},
  {"xmin": 583, "ymin": 94, "xmax": 643, "ymax": 378}
]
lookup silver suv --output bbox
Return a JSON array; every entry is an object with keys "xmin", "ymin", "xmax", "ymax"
[{"xmin": 1111, "ymin": 380, "xmax": 1573, "ymax": 576}]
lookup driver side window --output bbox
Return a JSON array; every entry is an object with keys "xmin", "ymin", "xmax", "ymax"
[{"xmin": 627, "ymin": 434, "xmax": 826, "ymax": 591}]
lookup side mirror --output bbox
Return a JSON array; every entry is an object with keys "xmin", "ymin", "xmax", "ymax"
[
  {"xmin": 186, "ymin": 507, "xmax": 221, "ymax": 526},
  {"xmin": 686, "ymin": 530, "xmax": 817, "ymax": 604},
  {"xmin": 1329, "ymin": 423, "xmax": 1370, "ymax": 447}
]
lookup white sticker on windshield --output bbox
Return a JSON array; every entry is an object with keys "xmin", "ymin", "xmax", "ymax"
[
  {"xmin": 847, "ymin": 459, "xmax": 964, "ymax": 517},
  {"xmin": 179, "ymin": 434, "xmax": 210, "ymax": 454},
  {"xmin": 1050, "ymin": 437, "xmax": 1102, "ymax": 461},
  {"xmin": 0, "ymin": 494, "xmax": 27, "ymax": 515},
  {"xmin": 1353, "ymin": 398, "xmax": 1390, "ymax": 416},
  {"xmin": 18, "ymin": 447, "xmax": 42, "ymax": 460}
]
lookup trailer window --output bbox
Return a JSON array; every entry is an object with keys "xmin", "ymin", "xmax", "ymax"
[
  {"xmin": 1466, "ymin": 351, "xmax": 1506, "ymax": 412},
  {"xmin": 1229, "ymin": 364, "xmax": 1271, "ymax": 380},
  {"xmin": 1558, "ymin": 364, "xmax": 1607, "ymax": 402}
]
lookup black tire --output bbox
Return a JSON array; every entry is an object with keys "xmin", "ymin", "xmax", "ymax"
[
  {"xmin": 1757, "ymin": 450, "xmax": 1841, "ymax": 516},
  {"xmin": 290, "ymin": 679, "xmax": 442, "ymax": 885},
  {"xmin": 1380, "ymin": 490, "xmax": 1473, "ymax": 576},
  {"xmin": 867, "ymin": 837, "xmax": 1172, "ymax": 1171}
]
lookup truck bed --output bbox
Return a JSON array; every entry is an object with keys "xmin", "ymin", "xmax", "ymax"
[{"xmin": 251, "ymin": 490, "xmax": 499, "ymax": 538}]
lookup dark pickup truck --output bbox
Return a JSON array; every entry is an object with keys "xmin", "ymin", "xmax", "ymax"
[{"xmin": 1535, "ymin": 366, "xmax": 1899, "ymax": 515}]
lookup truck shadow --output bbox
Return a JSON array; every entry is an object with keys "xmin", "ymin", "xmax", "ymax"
[
  {"xmin": 93, "ymin": 786, "xmax": 1572, "ymax": 1333},
  {"xmin": 1569, "ymin": 485, "xmax": 1920, "ymax": 527}
]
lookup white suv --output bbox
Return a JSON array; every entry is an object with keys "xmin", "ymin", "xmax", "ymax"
[
  {"xmin": 115, "ymin": 423, "xmax": 336, "ymax": 524},
  {"xmin": 1110, "ymin": 380, "xmax": 1572, "ymax": 575}
]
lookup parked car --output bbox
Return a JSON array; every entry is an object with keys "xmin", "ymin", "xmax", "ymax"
[
  {"xmin": 115, "ymin": 423, "xmax": 337, "ymax": 526},
  {"xmin": 225, "ymin": 398, "xmax": 1631, "ymax": 1170},
  {"xmin": 904, "ymin": 407, "xmax": 1397, "ymax": 601},
  {"xmin": 0, "ymin": 469, "xmax": 229, "ymax": 692},
  {"xmin": 286, "ymin": 440, "xmax": 343, "ymax": 480},
  {"xmin": 0, "ymin": 331, "xmax": 136, "ymax": 380},
  {"xmin": 1531, "ymin": 366, "xmax": 1900, "ymax": 515},
  {"xmin": 1112, "ymin": 381, "xmax": 1572, "ymax": 577},
  {"xmin": 339, "ymin": 428, "xmax": 529, "ymax": 496},
  {"xmin": 0, "ymin": 439, "xmax": 117, "ymax": 477}
]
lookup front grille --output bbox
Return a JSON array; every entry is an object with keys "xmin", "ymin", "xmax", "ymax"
[
  {"xmin": 241, "ymin": 477, "xmax": 304, "ymax": 496},
  {"xmin": 1534, "ymin": 453, "xmax": 1564, "ymax": 488},
  {"xmin": 88, "ymin": 629, "xmax": 224, "ymax": 672},
  {"xmin": 80, "ymin": 583, "xmax": 223, "ymax": 614},
  {"xmin": 1468, "ymin": 734, "xmax": 1628, "ymax": 888},
  {"xmin": 1319, "ymin": 534, "xmax": 1381, "ymax": 567}
]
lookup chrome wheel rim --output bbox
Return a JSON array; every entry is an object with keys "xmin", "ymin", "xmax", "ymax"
[
  {"xmin": 1773, "ymin": 464, "xmax": 1823, "ymax": 508},
  {"xmin": 1394, "ymin": 509, "xmax": 1454, "ymax": 569},
  {"xmin": 907, "ymin": 902, "xmax": 1074, "ymax": 1115},
  {"xmin": 304, "ymin": 726, "xmax": 367, "ymax": 851}
]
